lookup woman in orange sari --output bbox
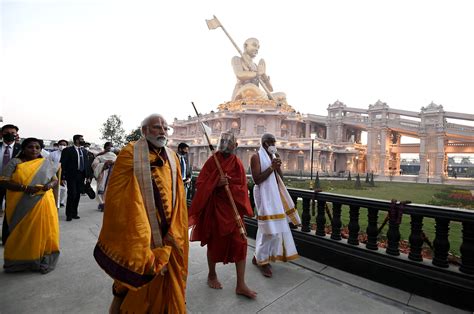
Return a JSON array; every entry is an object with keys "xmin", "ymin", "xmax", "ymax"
[{"xmin": 0, "ymin": 138, "xmax": 60, "ymax": 274}]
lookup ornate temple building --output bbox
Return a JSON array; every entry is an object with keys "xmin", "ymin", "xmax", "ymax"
[
  {"xmin": 169, "ymin": 98, "xmax": 363, "ymax": 176},
  {"xmin": 169, "ymin": 98, "xmax": 474, "ymax": 182},
  {"xmin": 168, "ymin": 36, "xmax": 474, "ymax": 182}
]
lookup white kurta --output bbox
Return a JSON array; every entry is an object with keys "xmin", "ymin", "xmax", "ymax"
[
  {"xmin": 91, "ymin": 152, "xmax": 117, "ymax": 204},
  {"xmin": 253, "ymin": 146, "xmax": 299, "ymax": 265}
]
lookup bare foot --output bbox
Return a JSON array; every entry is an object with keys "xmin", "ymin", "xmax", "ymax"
[
  {"xmin": 207, "ymin": 275, "xmax": 223, "ymax": 289},
  {"xmin": 236, "ymin": 285, "xmax": 257, "ymax": 299}
]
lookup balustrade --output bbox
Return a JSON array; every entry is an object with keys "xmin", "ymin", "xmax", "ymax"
[
  {"xmin": 432, "ymin": 218, "xmax": 450, "ymax": 268},
  {"xmin": 315, "ymin": 200, "xmax": 327, "ymax": 236},
  {"xmin": 330, "ymin": 203, "xmax": 342, "ymax": 241},
  {"xmin": 408, "ymin": 215, "xmax": 424, "ymax": 261},
  {"xmin": 265, "ymin": 187, "xmax": 474, "ymax": 277},
  {"xmin": 348, "ymin": 205, "xmax": 360, "ymax": 245},
  {"xmin": 366, "ymin": 207, "xmax": 378, "ymax": 250}
]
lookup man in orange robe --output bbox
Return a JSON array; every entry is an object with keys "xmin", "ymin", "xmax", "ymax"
[
  {"xmin": 189, "ymin": 131, "xmax": 257, "ymax": 299},
  {"xmin": 94, "ymin": 114, "xmax": 189, "ymax": 313}
]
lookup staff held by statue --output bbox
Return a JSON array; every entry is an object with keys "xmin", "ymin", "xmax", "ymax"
[{"xmin": 191, "ymin": 102, "xmax": 247, "ymax": 240}]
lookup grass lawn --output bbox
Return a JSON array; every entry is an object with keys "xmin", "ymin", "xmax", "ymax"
[{"xmin": 282, "ymin": 179, "xmax": 473, "ymax": 256}]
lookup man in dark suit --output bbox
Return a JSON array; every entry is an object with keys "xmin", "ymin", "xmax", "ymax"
[
  {"xmin": 177, "ymin": 142, "xmax": 192, "ymax": 200},
  {"xmin": 60, "ymin": 134, "xmax": 92, "ymax": 221},
  {"xmin": 1, "ymin": 124, "xmax": 21, "ymax": 245}
]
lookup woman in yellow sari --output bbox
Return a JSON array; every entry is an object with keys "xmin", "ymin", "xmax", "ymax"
[{"xmin": 0, "ymin": 138, "xmax": 60, "ymax": 274}]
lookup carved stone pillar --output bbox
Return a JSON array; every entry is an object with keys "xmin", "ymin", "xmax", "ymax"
[
  {"xmin": 314, "ymin": 151, "xmax": 321, "ymax": 172},
  {"xmin": 305, "ymin": 123, "xmax": 310, "ymax": 139},
  {"xmin": 336, "ymin": 123, "xmax": 343, "ymax": 143},
  {"xmin": 435, "ymin": 133, "xmax": 447, "ymax": 180},
  {"xmin": 327, "ymin": 152, "xmax": 334, "ymax": 175},
  {"xmin": 418, "ymin": 134, "xmax": 427, "ymax": 180},
  {"xmin": 379, "ymin": 128, "xmax": 389, "ymax": 176},
  {"xmin": 366, "ymin": 127, "xmax": 375, "ymax": 173},
  {"xmin": 419, "ymin": 102, "xmax": 446, "ymax": 182},
  {"xmin": 240, "ymin": 115, "xmax": 246, "ymax": 136}
]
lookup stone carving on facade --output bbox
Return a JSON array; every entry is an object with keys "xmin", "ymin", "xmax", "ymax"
[
  {"xmin": 369, "ymin": 100, "xmax": 389, "ymax": 110},
  {"xmin": 218, "ymin": 98, "xmax": 295, "ymax": 113},
  {"xmin": 421, "ymin": 102, "xmax": 444, "ymax": 113},
  {"xmin": 328, "ymin": 100, "xmax": 346, "ymax": 109}
]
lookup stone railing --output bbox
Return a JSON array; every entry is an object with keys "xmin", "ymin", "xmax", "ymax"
[
  {"xmin": 341, "ymin": 116, "xmax": 369, "ymax": 124},
  {"xmin": 389, "ymin": 119, "xmax": 420, "ymax": 130},
  {"xmin": 446, "ymin": 123, "xmax": 474, "ymax": 134}
]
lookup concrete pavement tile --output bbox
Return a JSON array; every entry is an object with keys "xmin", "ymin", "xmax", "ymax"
[
  {"xmin": 320, "ymin": 266, "xmax": 411, "ymax": 304},
  {"xmin": 247, "ymin": 237, "xmax": 256, "ymax": 247},
  {"xmin": 186, "ymin": 248, "xmax": 314, "ymax": 313},
  {"xmin": 188, "ymin": 241, "xmax": 209, "ymax": 276},
  {"xmin": 408, "ymin": 294, "xmax": 471, "ymax": 314},
  {"xmin": 0, "ymin": 198, "xmax": 112, "ymax": 314},
  {"xmin": 258, "ymin": 276, "xmax": 417, "ymax": 314},
  {"xmin": 290, "ymin": 256, "xmax": 327, "ymax": 274}
]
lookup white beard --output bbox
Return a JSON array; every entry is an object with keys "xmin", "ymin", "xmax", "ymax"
[{"xmin": 147, "ymin": 135, "xmax": 167, "ymax": 148}]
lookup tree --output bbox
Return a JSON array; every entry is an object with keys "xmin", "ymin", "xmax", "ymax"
[
  {"xmin": 100, "ymin": 114, "xmax": 125, "ymax": 147},
  {"xmin": 347, "ymin": 172, "xmax": 352, "ymax": 181},
  {"xmin": 125, "ymin": 127, "xmax": 141, "ymax": 143}
]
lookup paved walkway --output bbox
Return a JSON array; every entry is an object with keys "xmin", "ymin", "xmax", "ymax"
[{"xmin": 0, "ymin": 197, "xmax": 469, "ymax": 313}]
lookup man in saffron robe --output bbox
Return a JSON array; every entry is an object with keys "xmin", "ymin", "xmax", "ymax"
[
  {"xmin": 250, "ymin": 133, "xmax": 300, "ymax": 278},
  {"xmin": 189, "ymin": 131, "xmax": 257, "ymax": 299},
  {"xmin": 93, "ymin": 114, "xmax": 189, "ymax": 313}
]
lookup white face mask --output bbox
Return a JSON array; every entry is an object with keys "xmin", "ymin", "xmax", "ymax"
[
  {"xmin": 59, "ymin": 145, "xmax": 66, "ymax": 151},
  {"xmin": 267, "ymin": 145, "xmax": 277, "ymax": 155},
  {"xmin": 147, "ymin": 135, "xmax": 167, "ymax": 148}
]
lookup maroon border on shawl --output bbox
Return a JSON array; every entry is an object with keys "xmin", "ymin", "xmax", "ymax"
[{"xmin": 93, "ymin": 244, "xmax": 154, "ymax": 288}]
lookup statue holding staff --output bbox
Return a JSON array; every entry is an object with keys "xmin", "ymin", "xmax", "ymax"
[{"xmin": 206, "ymin": 16, "xmax": 287, "ymax": 103}]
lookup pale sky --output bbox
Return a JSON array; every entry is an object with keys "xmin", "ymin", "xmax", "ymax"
[{"xmin": 1, "ymin": 0, "xmax": 474, "ymax": 144}]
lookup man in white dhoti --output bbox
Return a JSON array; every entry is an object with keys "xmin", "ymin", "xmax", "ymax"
[
  {"xmin": 91, "ymin": 142, "xmax": 116, "ymax": 211},
  {"xmin": 250, "ymin": 133, "xmax": 301, "ymax": 278}
]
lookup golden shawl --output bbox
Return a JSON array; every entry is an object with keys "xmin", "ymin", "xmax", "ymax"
[{"xmin": 94, "ymin": 140, "xmax": 189, "ymax": 313}]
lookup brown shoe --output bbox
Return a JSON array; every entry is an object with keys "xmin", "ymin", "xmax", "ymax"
[{"xmin": 252, "ymin": 256, "xmax": 258, "ymax": 266}]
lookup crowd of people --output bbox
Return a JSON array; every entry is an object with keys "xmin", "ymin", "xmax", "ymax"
[{"xmin": 0, "ymin": 115, "xmax": 301, "ymax": 313}]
